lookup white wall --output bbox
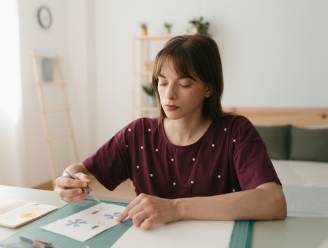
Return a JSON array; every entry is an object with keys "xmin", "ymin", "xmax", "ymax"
[
  {"xmin": 209, "ymin": 0, "xmax": 328, "ymax": 107},
  {"xmin": 16, "ymin": 0, "xmax": 90, "ymax": 186},
  {"xmin": 12, "ymin": 0, "xmax": 328, "ymax": 186},
  {"xmin": 18, "ymin": 0, "xmax": 66, "ymax": 186},
  {"xmin": 92, "ymin": 0, "xmax": 328, "ymax": 146},
  {"xmin": 0, "ymin": 1, "xmax": 22, "ymax": 185},
  {"xmin": 65, "ymin": 0, "xmax": 93, "ymax": 158}
]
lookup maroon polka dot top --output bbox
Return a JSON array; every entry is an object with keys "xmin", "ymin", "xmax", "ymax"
[{"xmin": 83, "ymin": 115, "xmax": 281, "ymax": 199}]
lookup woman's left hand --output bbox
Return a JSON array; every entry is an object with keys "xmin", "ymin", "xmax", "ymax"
[{"xmin": 116, "ymin": 193, "xmax": 180, "ymax": 230}]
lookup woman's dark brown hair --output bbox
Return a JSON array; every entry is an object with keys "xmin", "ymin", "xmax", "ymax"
[{"xmin": 152, "ymin": 34, "xmax": 225, "ymax": 120}]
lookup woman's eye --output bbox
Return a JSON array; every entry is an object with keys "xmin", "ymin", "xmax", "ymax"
[
  {"xmin": 180, "ymin": 83, "xmax": 191, "ymax": 88},
  {"xmin": 178, "ymin": 78, "xmax": 192, "ymax": 88},
  {"xmin": 179, "ymin": 81, "xmax": 192, "ymax": 88},
  {"xmin": 158, "ymin": 80, "xmax": 167, "ymax": 86}
]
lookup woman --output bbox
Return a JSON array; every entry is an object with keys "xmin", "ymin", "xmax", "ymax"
[{"xmin": 55, "ymin": 34, "xmax": 287, "ymax": 230}]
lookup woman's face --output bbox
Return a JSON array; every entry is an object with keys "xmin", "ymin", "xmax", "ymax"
[{"xmin": 157, "ymin": 59, "xmax": 211, "ymax": 120}]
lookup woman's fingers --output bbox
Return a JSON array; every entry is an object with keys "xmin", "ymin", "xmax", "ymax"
[
  {"xmin": 55, "ymin": 187, "xmax": 80, "ymax": 198},
  {"xmin": 132, "ymin": 210, "xmax": 148, "ymax": 227},
  {"xmin": 74, "ymin": 172, "xmax": 91, "ymax": 183},
  {"xmin": 116, "ymin": 193, "xmax": 145, "ymax": 222},
  {"xmin": 62, "ymin": 192, "xmax": 88, "ymax": 203},
  {"xmin": 56, "ymin": 176, "xmax": 87, "ymax": 189},
  {"xmin": 67, "ymin": 192, "xmax": 89, "ymax": 203},
  {"xmin": 55, "ymin": 176, "xmax": 90, "ymax": 203},
  {"xmin": 55, "ymin": 187, "xmax": 88, "ymax": 202},
  {"xmin": 139, "ymin": 218, "xmax": 154, "ymax": 230},
  {"xmin": 131, "ymin": 210, "xmax": 156, "ymax": 230},
  {"xmin": 117, "ymin": 194, "xmax": 176, "ymax": 230},
  {"xmin": 117, "ymin": 194, "xmax": 159, "ymax": 230},
  {"xmin": 125, "ymin": 202, "xmax": 144, "ymax": 220}
]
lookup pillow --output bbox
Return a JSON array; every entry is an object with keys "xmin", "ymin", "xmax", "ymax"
[
  {"xmin": 255, "ymin": 125, "xmax": 290, "ymax": 160},
  {"xmin": 290, "ymin": 126, "xmax": 328, "ymax": 162}
]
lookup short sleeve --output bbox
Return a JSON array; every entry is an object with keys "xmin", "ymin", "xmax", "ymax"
[
  {"xmin": 232, "ymin": 116, "xmax": 281, "ymax": 190},
  {"xmin": 83, "ymin": 127, "xmax": 130, "ymax": 191}
]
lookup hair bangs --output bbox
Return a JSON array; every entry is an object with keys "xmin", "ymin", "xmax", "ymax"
[{"xmin": 153, "ymin": 47, "xmax": 198, "ymax": 82}]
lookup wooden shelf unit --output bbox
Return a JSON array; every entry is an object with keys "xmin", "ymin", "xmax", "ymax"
[{"xmin": 131, "ymin": 34, "xmax": 174, "ymax": 119}]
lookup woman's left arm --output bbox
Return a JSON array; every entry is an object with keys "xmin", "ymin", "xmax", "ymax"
[
  {"xmin": 175, "ymin": 182, "xmax": 287, "ymax": 221},
  {"xmin": 116, "ymin": 182, "xmax": 287, "ymax": 230}
]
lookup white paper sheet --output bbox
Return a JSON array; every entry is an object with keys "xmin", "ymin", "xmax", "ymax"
[
  {"xmin": 112, "ymin": 220, "xmax": 234, "ymax": 248},
  {"xmin": 41, "ymin": 202, "xmax": 124, "ymax": 242},
  {"xmin": 0, "ymin": 201, "xmax": 57, "ymax": 228}
]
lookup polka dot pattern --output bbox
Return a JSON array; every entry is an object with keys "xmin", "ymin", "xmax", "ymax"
[{"xmin": 84, "ymin": 117, "xmax": 281, "ymax": 199}]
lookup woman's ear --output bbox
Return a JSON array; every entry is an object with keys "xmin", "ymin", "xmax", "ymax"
[{"xmin": 204, "ymin": 84, "xmax": 212, "ymax": 98}]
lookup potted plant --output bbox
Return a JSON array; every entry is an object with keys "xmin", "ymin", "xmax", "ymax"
[
  {"xmin": 164, "ymin": 22, "xmax": 173, "ymax": 34},
  {"xmin": 142, "ymin": 84, "xmax": 154, "ymax": 97},
  {"xmin": 188, "ymin": 17, "xmax": 210, "ymax": 36},
  {"xmin": 140, "ymin": 23, "xmax": 148, "ymax": 36},
  {"xmin": 142, "ymin": 84, "xmax": 156, "ymax": 106}
]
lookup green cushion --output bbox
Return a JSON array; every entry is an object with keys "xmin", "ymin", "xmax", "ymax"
[
  {"xmin": 255, "ymin": 125, "xmax": 291, "ymax": 160},
  {"xmin": 290, "ymin": 126, "xmax": 328, "ymax": 162}
]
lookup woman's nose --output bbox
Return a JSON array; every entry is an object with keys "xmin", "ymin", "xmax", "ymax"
[{"xmin": 166, "ymin": 84, "xmax": 176, "ymax": 100}]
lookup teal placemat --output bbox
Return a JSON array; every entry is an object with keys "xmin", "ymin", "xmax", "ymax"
[
  {"xmin": 0, "ymin": 199, "xmax": 132, "ymax": 248},
  {"xmin": 1, "ymin": 199, "xmax": 254, "ymax": 248},
  {"xmin": 229, "ymin": 220, "xmax": 254, "ymax": 248}
]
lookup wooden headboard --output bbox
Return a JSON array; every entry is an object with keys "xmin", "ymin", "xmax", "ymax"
[{"xmin": 224, "ymin": 107, "xmax": 328, "ymax": 126}]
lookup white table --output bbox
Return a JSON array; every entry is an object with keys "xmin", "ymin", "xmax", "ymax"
[{"xmin": 1, "ymin": 185, "xmax": 328, "ymax": 248}]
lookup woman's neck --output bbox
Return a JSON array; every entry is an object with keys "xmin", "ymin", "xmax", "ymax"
[{"xmin": 164, "ymin": 115, "xmax": 212, "ymax": 146}]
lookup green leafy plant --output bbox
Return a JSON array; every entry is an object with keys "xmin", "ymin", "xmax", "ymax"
[
  {"xmin": 142, "ymin": 84, "xmax": 154, "ymax": 97},
  {"xmin": 189, "ymin": 16, "xmax": 210, "ymax": 35},
  {"xmin": 164, "ymin": 22, "xmax": 173, "ymax": 34},
  {"xmin": 140, "ymin": 22, "xmax": 148, "ymax": 36}
]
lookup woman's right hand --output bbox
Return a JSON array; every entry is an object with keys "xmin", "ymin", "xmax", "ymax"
[{"xmin": 54, "ymin": 171, "xmax": 92, "ymax": 203}]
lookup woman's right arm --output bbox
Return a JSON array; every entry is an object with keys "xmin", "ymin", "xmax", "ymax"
[{"xmin": 54, "ymin": 163, "xmax": 93, "ymax": 203}]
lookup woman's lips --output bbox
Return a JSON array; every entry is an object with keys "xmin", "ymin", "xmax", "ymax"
[{"xmin": 165, "ymin": 105, "xmax": 179, "ymax": 111}]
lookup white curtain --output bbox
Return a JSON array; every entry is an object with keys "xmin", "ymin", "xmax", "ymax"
[{"xmin": 0, "ymin": 0, "xmax": 24, "ymax": 185}]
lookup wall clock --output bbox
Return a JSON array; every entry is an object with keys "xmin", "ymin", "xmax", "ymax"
[{"xmin": 37, "ymin": 6, "xmax": 52, "ymax": 30}]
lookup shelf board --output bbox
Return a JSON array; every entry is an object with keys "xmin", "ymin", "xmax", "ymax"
[{"xmin": 135, "ymin": 34, "xmax": 174, "ymax": 41}]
